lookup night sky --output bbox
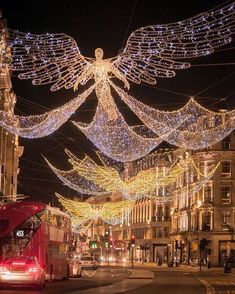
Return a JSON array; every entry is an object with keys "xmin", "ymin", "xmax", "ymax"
[{"xmin": 1, "ymin": 0, "xmax": 235, "ymax": 205}]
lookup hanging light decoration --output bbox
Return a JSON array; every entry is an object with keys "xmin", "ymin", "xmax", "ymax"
[
  {"xmin": 44, "ymin": 157, "xmax": 108, "ymax": 195},
  {"xmin": 0, "ymin": 2, "xmax": 233, "ymax": 149},
  {"xmin": 72, "ymin": 102, "xmax": 162, "ymax": 162},
  {"xmin": 0, "ymin": 85, "xmax": 94, "ymax": 138},
  {"xmin": 55, "ymin": 192, "xmax": 135, "ymax": 223},
  {"xmin": 8, "ymin": 2, "xmax": 235, "ymax": 92},
  {"xmin": 52, "ymin": 149, "xmax": 191, "ymax": 195},
  {"xmin": 113, "ymin": 83, "xmax": 235, "ymax": 149}
]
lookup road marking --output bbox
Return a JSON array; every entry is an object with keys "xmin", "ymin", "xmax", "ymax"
[
  {"xmin": 199, "ymin": 279, "xmax": 215, "ymax": 294},
  {"xmin": 82, "ymin": 269, "xmax": 97, "ymax": 278},
  {"xmin": 218, "ymin": 291, "xmax": 235, "ymax": 293},
  {"xmin": 214, "ymin": 282, "xmax": 235, "ymax": 286}
]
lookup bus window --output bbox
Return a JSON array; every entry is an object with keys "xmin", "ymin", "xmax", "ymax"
[{"xmin": 37, "ymin": 210, "xmax": 49, "ymax": 223}]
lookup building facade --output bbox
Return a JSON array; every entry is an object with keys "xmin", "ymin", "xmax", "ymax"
[
  {"xmin": 0, "ymin": 17, "xmax": 23, "ymax": 201},
  {"xmin": 171, "ymin": 134, "xmax": 235, "ymax": 267},
  {"xmin": 110, "ymin": 132, "xmax": 235, "ymax": 267},
  {"xmin": 111, "ymin": 149, "xmax": 178, "ymax": 263}
]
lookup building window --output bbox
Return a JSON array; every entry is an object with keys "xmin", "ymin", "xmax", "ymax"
[
  {"xmin": 202, "ymin": 211, "xmax": 211, "ymax": 231},
  {"xmin": 222, "ymin": 137, "xmax": 231, "ymax": 150},
  {"xmin": 221, "ymin": 161, "xmax": 231, "ymax": 177},
  {"xmin": 164, "ymin": 227, "xmax": 169, "ymax": 237},
  {"xmin": 221, "ymin": 186, "xmax": 231, "ymax": 204},
  {"xmin": 204, "ymin": 186, "xmax": 212, "ymax": 203},
  {"xmin": 221, "ymin": 211, "xmax": 230, "ymax": 225}
]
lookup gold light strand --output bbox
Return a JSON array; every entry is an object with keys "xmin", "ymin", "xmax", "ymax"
[{"xmin": 55, "ymin": 193, "xmax": 135, "ymax": 223}]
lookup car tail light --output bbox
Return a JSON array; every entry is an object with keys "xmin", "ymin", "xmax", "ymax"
[
  {"xmin": 0, "ymin": 266, "xmax": 9, "ymax": 273},
  {"xmin": 28, "ymin": 267, "xmax": 39, "ymax": 273}
]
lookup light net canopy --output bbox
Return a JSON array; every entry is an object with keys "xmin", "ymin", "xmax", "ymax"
[
  {"xmin": 73, "ymin": 102, "xmax": 162, "ymax": 162},
  {"xmin": 0, "ymin": 86, "xmax": 94, "ymax": 138},
  {"xmin": 113, "ymin": 84, "xmax": 235, "ymax": 150}
]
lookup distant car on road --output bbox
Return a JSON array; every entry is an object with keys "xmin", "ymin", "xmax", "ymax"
[
  {"xmin": 68, "ymin": 252, "xmax": 82, "ymax": 277},
  {"xmin": 80, "ymin": 255, "xmax": 98, "ymax": 270},
  {"xmin": 0, "ymin": 256, "xmax": 46, "ymax": 289}
]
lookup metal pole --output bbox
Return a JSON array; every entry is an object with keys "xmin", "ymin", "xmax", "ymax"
[
  {"xmin": 131, "ymin": 246, "xmax": 134, "ymax": 269},
  {"xmin": 199, "ymin": 248, "xmax": 202, "ymax": 271},
  {"xmin": 187, "ymin": 241, "xmax": 190, "ymax": 265}
]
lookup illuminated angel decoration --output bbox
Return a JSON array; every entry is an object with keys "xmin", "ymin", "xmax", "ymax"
[
  {"xmin": 7, "ymin": 2, "xmax": 235, "ymax": 118},
  {"xmin": 0, "ymin": 2, "xmax": 234, "ymax": 155},
  {"xmin": 55, "ymin": 193, "xmax": 135, "ymax": 224},
  {"xmin": 9, "ymin": 3, "xmax": 235, "ymax": 90},
  {"xmin": 46, "ymin": 148, "xmax": 192, "ymax": 196}
]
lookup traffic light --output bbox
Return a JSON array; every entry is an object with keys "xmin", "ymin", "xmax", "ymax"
[
  {"xmin": 109, "ymin": 237, "xmax": 113, "ymax": 248},
  {"xmin": 90, "ymin": 241, "xmax": 98, "ymax": 249},
  {"xmin": 175, "ymin": 240, "xmax": 178, "ymax": 250},
  {"xmin": 131, "ymin": 235, "xmax": 135, "ymax": 246},
  {"xmin": 104, "ymin": 240, "xmax": 109, "ymax": 248},
  {"xmin": 105, "ymin": 228, "xmax": 110, "ymax": 236}
]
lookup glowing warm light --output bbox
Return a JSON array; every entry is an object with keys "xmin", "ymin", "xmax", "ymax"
[
  {"xmin": 55, "ymin": 193, "xmax": 135, "ymax": 223},
  {"xmin": 46, "ymin": 149, "xmax": 198, "ymax": 197},
  {"xmin": 44, "ymin": 157, "xmax": 107, "ymax": 195},
  {"xmin": 68, "ymin": 150, "xmax": 192, "ymax": 195}
]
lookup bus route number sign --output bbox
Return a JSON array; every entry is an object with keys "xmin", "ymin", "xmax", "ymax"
[{"xmin": 15, "ymin": 230, "xmax": 25, "ymax": 237}]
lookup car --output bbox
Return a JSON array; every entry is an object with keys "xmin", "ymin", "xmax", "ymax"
[
  {"xmin": 68, "ymin": 252, "xmax": 82, "ymax": 277},
  {"xmin": 79, "ymin": 255, "xmax": 98, "ymax": 270},
  {"xmin": 0, "ymin": 256, "xmax": 46, "ymax": 289}
]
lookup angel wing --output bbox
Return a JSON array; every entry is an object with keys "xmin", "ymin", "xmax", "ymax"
[
  {"xmin": 8, "ymin": 30, "xmax": 91, "ymax": 91},
  {"xmin": 99, "ymin": 199, "xmax": 135, "ymax": 220},
  {"xmin": 113, "ymin": 2, "xmax": 235, "ymax": 85},
  {"xmin": 55, "ymin": 193, "xmax": 94, "ymax": 222}
]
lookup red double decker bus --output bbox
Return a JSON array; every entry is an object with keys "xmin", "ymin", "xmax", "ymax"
[{"xmin": 0, "ymin": 200, "xmax": 73, "ymax": 280}]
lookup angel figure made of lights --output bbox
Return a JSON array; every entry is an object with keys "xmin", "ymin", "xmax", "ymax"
[
  {"xmin": 0, "ymin": 1, "xmax": 235, "ymax": 155},
  {"xmin": 7, "ymin": 2, "xmax": 235, "ymax": 117}
]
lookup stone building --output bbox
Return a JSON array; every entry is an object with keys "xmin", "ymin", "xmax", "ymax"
[
  {"xmin": 171, "ymin": 133, "xmax": 235, "ymax": 267},
  {"xmin": 0, "ymin": 17, "xmax": 23, "ymax": 201},
  {"xmin": 110, "ymin": 131, "xmax": 235, "ymax": 267},
  {"xmin": 111, "ymin": 149, "xmax": 179, "ymax": 263}
]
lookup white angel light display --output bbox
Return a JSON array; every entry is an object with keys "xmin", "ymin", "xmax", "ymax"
[
  {"xmin": 0, "ymin": 2, "xmax": 235, "ymax": 157},
  {"xmin": 9, "ymin": 2, "xmax": 235, "ymax": 95}
]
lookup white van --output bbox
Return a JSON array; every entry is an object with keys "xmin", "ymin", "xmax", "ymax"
[{"xmin": 79, "ymin": 255, "xmax": 98, "ymax": 270}]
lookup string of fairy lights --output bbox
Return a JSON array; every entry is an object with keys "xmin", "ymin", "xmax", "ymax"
[
  {"xmin": 50, "ymin": 150, "xmax": 220, "ymax": 229},
  {"xmin": 0, "ymin": 2, "xmax": 235, "ymax": 227}
]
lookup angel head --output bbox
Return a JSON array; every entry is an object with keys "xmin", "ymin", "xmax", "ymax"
[{"xmin": 95, "ymin": 48, "xmax": 104, "ymax": 60}]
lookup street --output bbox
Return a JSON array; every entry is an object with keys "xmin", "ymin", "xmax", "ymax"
[
  {"xmin": 0, "ymin": 268, "xmax": 129, "ymax": 294},
  {"xmin": 2, "ymin": 265, "xmax": 235, "ymax": 294}
]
